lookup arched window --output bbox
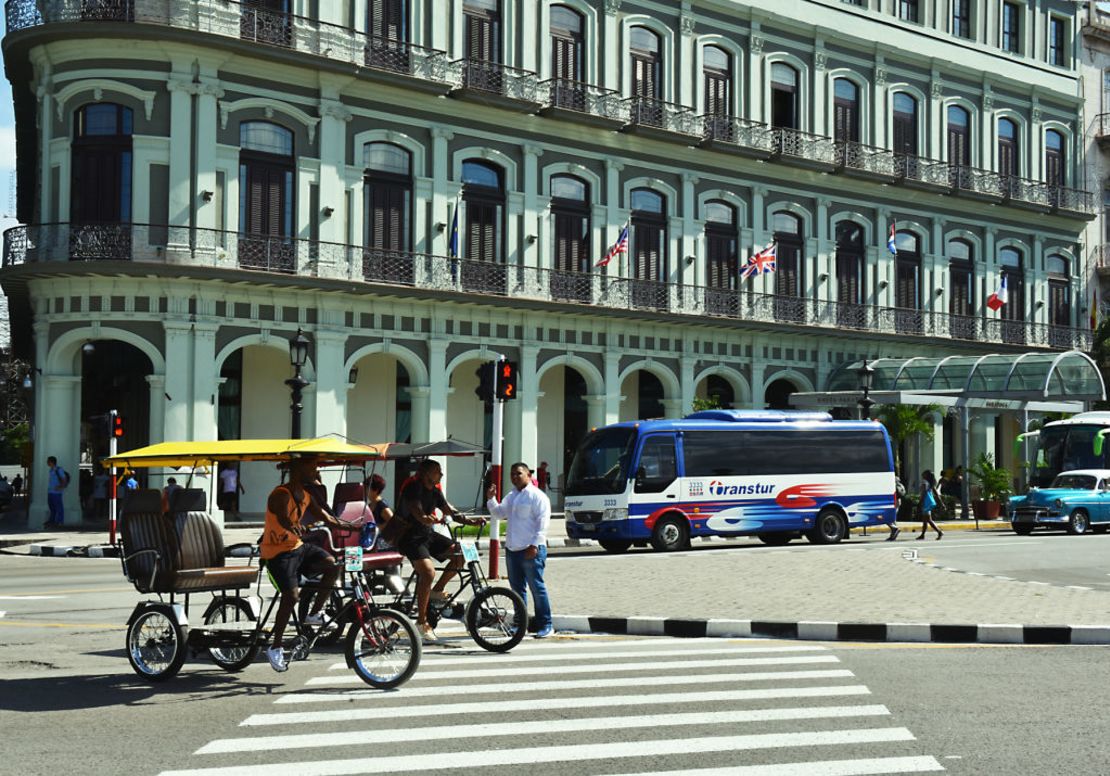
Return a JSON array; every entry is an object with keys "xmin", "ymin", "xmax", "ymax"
[
  {"xmin": 772, "ymin": 211, "xmax": 804, "ymax": 322},
  {"xmin": 703, "ymin": 45, "xmax": 731, "ymax": 118},
  {"xmin": 366, "ymin": 0, "xmax": 409, "ymax": 71},
  {"xmin": 1046, "ymin": 253, "xmax": 1070, "ymax": 330},
  {"xmin": 833, "ymin": 78, "xmax": 860, "ymax": 143},
  {"xmin": 550, "ymin": 6, "xmax": 585, "ymax": 110},
  {"xmin": 997, "ymin": 118, "xmax": 1019, "ymax": 179},
  {"xmin": 947, "ymin": 105, "xmax": 971, "ymax": 166},
  {"xmin": 770, "ymin": 63, "xmax": 799, "ymax": 129},
  {"xmin": 998, "ymin": 247, "xmax": 1025, "ymax": 341},
  {"xmin": 461, "ymin": 159, "xmax": 504, "ymax": 258},
  {"xmin": 892, "ymin": 93, "xmax": 918, "ymax": 156},
  {"xmin": 551, "ymin": 174, "xmax": 591, "ymax": 302},
  {"xmin": 834, "ymin": 221, "xmax": 865, "ymax": 313},
  {"xmin": 71, "ymin": 103, "xmax": 133, "ymax": 226},
  {"xmin": 630, "ymin": 187, "xmax": 668, "ymax": 310},
  {"xmin": 704, "ymin": 200, "xmax": 737, "ymax": 306},
  {"xmin": 241, "ymin": 0, "xmax": 292, "ymax": 47},
  {"xmin": 239, "ymin": 121, "xmax": 295, "ymax": 271},
  {"xmin": 463, "ymin": 0, "xmax": 502, "ymax": 92},
  {"xmin": 947, "ymin": 238, "xmax": 975, "ymax": 337},
  {"xmin": 1045, "ymin": 129, "xmax": 1066, "ymax": 187},
  {"xmin": 363, "ymin": 142, "xmax": 413, "ymax": 283},
  {"xmin": 894, "ymin": 230, "xmax": 922, "ymax": 333},
  {"xmin": 629, "ymin": 27, "xmax": 663, "ymax": 126}
]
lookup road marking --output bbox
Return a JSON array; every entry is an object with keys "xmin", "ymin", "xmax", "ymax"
[
  {"xmin": 1066, "ymin": 585, "xmax": 1093, "ymax": 591},
  {"xmin": 0, "ymin": 611, "xmax": 5, "ymax": 618},
  {"xmin": 609, "ymin": 755, "xmax": 945, "ymax": 775},
  {"xmin": 304, "ymin": 657, "xmax": 839, "ymax": 692},
  {"xmin": 201, "ymin": 705, "xmax": 892, "ymax": 755},
  {"xmin": 0, "ymin": 619, "xmax": 121, "ymax": 629},
  {"xmin": 266, "ymin": 683, "xmax": 865, "ymax": 714},
  {"xmin": 0, "ymin": 595, "xmax": 66, "ymax": 600},
  {"xmin": 166, "ymin": 728, "xmax": 915, "ymax": 775}
]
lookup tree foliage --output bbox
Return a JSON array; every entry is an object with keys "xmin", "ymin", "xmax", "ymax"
[{"xmin": 874, "ymin": 403, "xmax": 943, "ymax": 479}]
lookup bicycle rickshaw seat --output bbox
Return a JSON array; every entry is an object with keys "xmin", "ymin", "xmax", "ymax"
[{"xmin": 303, "ymin": 525, "xmax": 403, "ymax": 573}]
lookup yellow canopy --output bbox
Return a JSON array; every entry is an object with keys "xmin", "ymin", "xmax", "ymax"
[{"xmin": 102, "ymin": 438, "xmax": 386, "ymax": 469}]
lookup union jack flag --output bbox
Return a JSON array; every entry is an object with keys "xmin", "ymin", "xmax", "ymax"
[
  {"xmin": 596, "ymin": 223, "xmax": 629, "ymax": 268},
  {"xmin": 741, "ymin": 241, "xmax": 777, "ymax": 279}
]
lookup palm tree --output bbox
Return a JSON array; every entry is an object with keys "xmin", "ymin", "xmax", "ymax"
[{"xmin": 874, "ymin": 403, "xmax": 943, "ymax": 479}]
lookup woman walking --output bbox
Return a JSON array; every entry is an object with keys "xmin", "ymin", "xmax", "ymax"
[{"xmin": 916, "ymin": 470, "xmax": 944, "ymax": 540}]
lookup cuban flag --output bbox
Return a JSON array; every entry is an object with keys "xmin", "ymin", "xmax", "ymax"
[
  {"xmin": 987, "ymin": 274, "xmax": 1008, "ymax": 311},
  {"xmin": 887, "ymin": 222, "xmax": 897, "ymax": 255},
  {"xmin": 741, "ymin": 241, "xmax": 777, "ymax": 279},
  {"xmin": 596, "ymin": 223, "xmax": 629, "ymax": 268}
]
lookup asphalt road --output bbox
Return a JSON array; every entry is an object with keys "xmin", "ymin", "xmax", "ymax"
[{"xmin": 3, "ymin": 538, "xmax": 1110, "ymax": 774}]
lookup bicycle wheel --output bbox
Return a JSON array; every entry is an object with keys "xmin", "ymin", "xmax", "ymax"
[
  {"xmin": 202, "ymin": 597, "xmax": 260, "ymax": 672},
  {"xmin": 344, "ymin": 607, "xmax": 421, "ymax": 689},
  {"xmin": 126, "ymin": 604, "xmax": 187, "ymax": 682},
  {"xmin": 297, "ymin": 588, "xmax": 348, "ymax": 646},
  {"xmin": 464, "ymin": 586, "xmax": 527, "ymax": 653}
]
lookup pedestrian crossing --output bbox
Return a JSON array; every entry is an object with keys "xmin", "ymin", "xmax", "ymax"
[{"xmin": 160, "ymin": 633, "xmax": 944, "ymax": 776}]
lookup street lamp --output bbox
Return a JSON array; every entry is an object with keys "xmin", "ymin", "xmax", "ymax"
[
  {"xmin": 856, "ymin": 359, "xmax": 875, "ymax": 420},
  {"xmin": 285, "ymin": 328, "xmax": 311, "ymax": 439}
]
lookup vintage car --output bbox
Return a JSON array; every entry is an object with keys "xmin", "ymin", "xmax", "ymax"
[{"xmin": 1008, "ymin": 469, "xmax": 1110, "ymax": 535}]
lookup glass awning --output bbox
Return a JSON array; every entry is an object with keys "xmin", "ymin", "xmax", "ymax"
[{"xmin": 826, "ymin": 351, "xmax": 1105, "ymax": 402}]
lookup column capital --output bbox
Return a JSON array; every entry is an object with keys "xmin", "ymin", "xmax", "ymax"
[
  {"xmin": 682, "ymin": 172, "xmax": 700, "ymax": 185},
  {"xmin": 431, "ymin": 126, "xmax": 455, "ymax": 140},
  {"xmin": 408, "ymin": 386, "xmax": 432, "ymax": 399},
  {"xmin": 319, "ymin": 99, "xmax": 353, "ymax": 122},
  {"xmin": 604, "ymin": 0, "xmax": 622, "ymax": 16},
  {"xmin": 523, "ymin": 143, "xmax": 545, "ymax": 158},
  {"xmin": 605, "ymin": 159, "xmax": 625, "ymax": 172}
]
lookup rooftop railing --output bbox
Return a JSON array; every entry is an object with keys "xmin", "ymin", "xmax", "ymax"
[{"xmin": 3, "ymin": 222, "xmax": 1092, "ymax": 351}]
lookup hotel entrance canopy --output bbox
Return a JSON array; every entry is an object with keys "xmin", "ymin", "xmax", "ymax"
[{"xmin": 791, "ymin": 351, "xmax": 1105, "ymax": 414}]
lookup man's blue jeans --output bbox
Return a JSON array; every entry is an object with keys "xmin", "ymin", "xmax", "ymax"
[
  {"xmin": 506, "ymin": 545, "xmax": 552, "ymax": 631},
  {"xmin": 47, "ymin": 492, "xmax": 64, "ymax": 526}
]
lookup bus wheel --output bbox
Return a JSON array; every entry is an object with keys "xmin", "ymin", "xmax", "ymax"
[
  {"xmin": 809, "ymin": 509, "xmax": 848, "ymax": 544},
  {"xmin": 650, "ymin": 516, "xmax": 689, "ymax": 552},
  {"xmin": 598, "ymin": 539, "xmax": 633, "ymax": 553}
]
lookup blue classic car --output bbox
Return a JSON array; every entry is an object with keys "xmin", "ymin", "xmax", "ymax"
[{"xmin": 1009, "ymin": 470, "xmax": 1110, "ymax": 535}]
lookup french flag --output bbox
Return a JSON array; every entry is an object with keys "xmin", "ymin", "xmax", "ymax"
[
  {"xmin": 987, "ymin": 274, "xmax": 1008, "ymax": 311},
  {"xmin": 887, "ymin": 222, "xmax": 897, "ymax": 255}
]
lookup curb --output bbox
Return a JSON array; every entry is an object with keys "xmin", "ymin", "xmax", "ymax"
[{"xmin": 550, "ymin": 614, "xmax": 1110, "ymax": 645}]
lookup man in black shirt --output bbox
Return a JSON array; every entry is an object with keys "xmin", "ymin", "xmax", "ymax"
[{"xmin": 397, "ymin": 459, "xmax": 483, "ymax": 642}]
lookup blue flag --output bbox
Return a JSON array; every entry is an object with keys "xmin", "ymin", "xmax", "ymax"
[{"xmin": 448, "ymin": 199, "xmax": 460, "ymax": 259}]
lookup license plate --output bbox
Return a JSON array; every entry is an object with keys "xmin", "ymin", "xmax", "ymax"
[
  {"xmin": 579, "ymin": 524, "xmax": 594, "ymax": 532},
  {"xmin": 344, "ymin": 546, "xmax": 363, "ymax": 572},
  {"xmin": 459, "ymin": 541, "xmax": 480, "ymax": 563}
]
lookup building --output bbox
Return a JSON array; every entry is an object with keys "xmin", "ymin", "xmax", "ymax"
[{"xmin": 0, "ymin": 0, "xmax": 1095, "ymax": 525}]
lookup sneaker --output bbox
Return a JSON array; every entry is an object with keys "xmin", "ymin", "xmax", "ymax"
[
  {"xmin": 265, "ymin": 646, "xmax": 288, "ymax": 673},
  {"xmin": 303, "ymin": 611, "xmax": 325, "ymax": 627},
  {"xmin": 887, "ymin": 526, "xmax": 900, "ymax": 541},
  {"xmin": 534, "ymin": 625, "xmax": 555, "ymax": 639},
  {"xmin": 429, "ymin": 591, "xmax": 449, "ymax": 605},
  {"xmin": 419, "ymin": 623, "xmax": 439, "ymax": 644}
]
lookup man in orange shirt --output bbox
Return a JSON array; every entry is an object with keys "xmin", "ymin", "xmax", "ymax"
[{"xmin": 260, "ymin": 456, "xmax": 342, "ymax": 672}]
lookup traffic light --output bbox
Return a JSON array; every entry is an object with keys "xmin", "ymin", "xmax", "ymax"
[
  {"xmin": 495, "ymin": 360, "xmax": 519, "ymax": 401},
  {"xmin": 474, "ymin": 362, "xmax": 495, "ymax": 403},
  {"xmin": 112, "ymin": 412, "xmax": 124, "ymax": 439}
]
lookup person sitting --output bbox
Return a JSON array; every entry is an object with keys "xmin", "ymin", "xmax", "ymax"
[
  {"xmin": 364, "ymin": 473, "xmax": 394, "ymax": 549},
  {"xmin": 161, "ymin": 477, "xmax": 183, "ymax": 514},
  {"xmin": 260, "ymin": 456, "xmax": 343, "ymax": 672}
]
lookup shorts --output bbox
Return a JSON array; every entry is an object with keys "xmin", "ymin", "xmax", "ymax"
[
  {"xmin": 398, "ymin": 531, "xmax": 455, "ymax": 563},
  {"xmin": 218, "ymin": 492, "xmax": 239, "ymax": 511},
  {"xmin": 265, "ymin": 543, "xmax": 333, "ymax": 595}
]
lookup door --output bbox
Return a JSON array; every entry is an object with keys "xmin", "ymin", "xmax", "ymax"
[
  {"xmin": 895, "ymin": 257, "xmax": 922, "ymax": 334},
  {"xmin": 774, "ymin": 237, "xmax": 804, "ymax": 323},
  {"xmin": 462, "ymin": 197, "xmax": 505, "ymax": 294},
  {"xmin": 552, "ymin": 207, "xmax": 590, "ymax": 302},
  {"xmin": 947, "ymin": 107, "xmax": 971, "ymax": 188},
  {"xmin": 240, "ymin": 159, "xmax": 294, "ymax": 272},
  {"xmin": 949, "ymin": 265, "xmax": 974, "ymax": 338},
  {"xmin": 1001, "ymin": 271, "xmax": 1026, "ymax": 344},
  {"xmin": 631, "ymin": 220, "xmax": 667, "ymax": 310},
  {"xmin": 550, "ymin": 9, "xmax": 584, "ymax": 110},
  {"xmin": 364, "ymin": 178, "xmax": 413, "ymax": 284},
  {"xmin": 705, "ymin": 227, "xmax": 737, "ymax": 316},
  {"xmin": 464, "ymin": 2, "xmax": 501, "ymax": 92},
  {"xmin": 631, "ymin": 53, "xmax": 662, "ymax": 126},
  {"xmin": 366, "ymin": 0, "xmax": 410, "ymax": 72}
]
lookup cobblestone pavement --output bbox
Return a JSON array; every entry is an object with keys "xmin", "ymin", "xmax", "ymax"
[{"xmin": 543, "ymin": 543, "xmax": 1110, "ymax": 627}]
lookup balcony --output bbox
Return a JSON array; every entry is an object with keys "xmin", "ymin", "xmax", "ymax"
[
  {"xmin": 771, "ymin": 128, "xmax": 840, "ymax": 170},
  {"xmin": 1096, "ymin": 114, "xmax": 1110, "ymax": 150},
  {"xmin": 539, "ymin": 79, "xmax": 626, "ymax": 128},
  {"xmin": 3, "ymin": 222, "xmax": 1092, "ymax": 352},
  {"xmin": 699, "ymin": 115, "xmax": 775, "ymax": 158},
  {"xmin": 449, "ymin": 59, "xmax": 541, "ymax": 111},
  {"xmin": 836, "ymin": 141, "xmax": 899, "ymax": 181},
  {"xmin": 623, "ymin": 96, "xmax": 698, "ymax": 141}
]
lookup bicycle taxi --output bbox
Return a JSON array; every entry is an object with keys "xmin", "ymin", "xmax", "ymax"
[{"xmin": 104, "ymin": 437, "xmax": 420, "ymax": 688}]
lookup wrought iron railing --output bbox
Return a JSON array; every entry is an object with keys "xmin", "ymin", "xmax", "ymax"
[
  {"xmin": 1095, "ymin": 113, "xmax": 1110, "ymax": 140},
  {"xmin": 540, "ymin": 79, "xmax": 626, "ymax": 123},
  {"xmin": 1091, "ymin": 244, "xmax": 1110, "ymax": 269},
  {"xmin": 3, "ymin": 223, "xmax": 1093, "ymax": 351},
  {"xmin": 837, "ymin": 141, "xmax": 899, "ymax": 178},
  {"xmin": 700, "ymin": 115, "xmax": 775, "ymax": 154},
  {"xmin": 894, "ymin": 153, "xmax": 952, "ymax": 188},
  {"xmin": 450, "ymin": 59, "xmax": 540, "ymax": 103},
  {"xmin": 624, "ymin": 96, "xmax": 697, "ymax": 135},
  {"xmin": 772, "ymin": 128, "xmax": 839, "ymax": 166}
]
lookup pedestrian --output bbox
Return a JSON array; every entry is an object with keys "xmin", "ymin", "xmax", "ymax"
[
  {"xmin": 11, "ymin": 473, "xmax": 22, "ymax": 497},
  {"xmin": 219, "ymin": 465, "xmax": 245, "ymax": 520},
  {"xmin": 92, "ymin": 466, "xmax": 109, "ymax": 520},
  {"xmin": 536, "ymin": 461, "xmax": 550, "ymax": 493},
  {"xmin": 79, "ymin": 468, "xmax": 93, "ymax": 518},
  {"xmin": 162, "ymin": 476, "xmax": 183, "ymax": 513},
  {"xmin": 916, "ymin": 469, "xmax": 944, "ymax": 541},
  {"xmin": 45, "ymin": 455, "xmax": 70, "ymax": 529},
  {"xmin": 485, "ymin": 462, "xmax": 554, "ymax": 639},
  {"xmin": 887, "ymin": 477, "xmax": 905, "ymax": 541},
  {"xmin": 364, "ymin": 473, "xmax": 394, "ymax": 549}
]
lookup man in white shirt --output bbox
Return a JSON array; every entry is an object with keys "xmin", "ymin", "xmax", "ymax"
[{"xmin": 485, "ymin": 462, "xmax": 553, "ymax": 639}]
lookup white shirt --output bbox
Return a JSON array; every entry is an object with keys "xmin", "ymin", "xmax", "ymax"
[
  {"xmin": 219, "ymin": 469, "xmax": 238, "ymax": 493},
  {"xmin": 487, "ymin": 482, "xmax": 550, "ymax": 552}
]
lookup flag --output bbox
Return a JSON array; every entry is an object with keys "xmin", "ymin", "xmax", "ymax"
[
  {"xmin": 741, "ymin": 241, "xmax": 777, "ymax": 279},
  {"xmin": 596, "ymin": 223, "xmax": 628, "ymax": 268},
  {"xmin": 448, "ymin": 197, "xmax": 460, "ymax": 259},
  {"xmin": 887, "ymin": 222, "xmax": 897, "ymax": 255},
  {"xmin": 987, "ymin": 274, "xmax": 1008, "ymax": 311}
]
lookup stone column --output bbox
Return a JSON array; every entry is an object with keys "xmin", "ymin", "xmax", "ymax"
[
  {"xmin": 584, "ymin": 394, "xmax": 607, "ymax": 431},
  {"xmin": 145, "ymin": 375, "xmax": 167, "ymax": 447},
  {"xmin": 678, "ymin": 10, "xmax": 696, "ymax": 108},
  {"xmin": 523, "ymin": 144, "xmax": 543, "ymax": 269},
  {"xmin": 876, "ymin": 206, "xmax": 891, "ymax": 308},
  {"xmin": 162, "ymin": 323, "xmax": 193, "ymax": 441},
  {"xmin": 195, "ymin": 73, "xmax": 223, "ymax": 234},
  {"xmin": 681, "ymin": 173, "xmax": 698, "ymax": 287},
  {"xmin": 36, "ymin": 63, "xmax": 54, "ymax": 222},
  {"xmin": 928, "ymin": 77, "xmax": 943, "ymax": 161},
  {"xmin": 317, "ymin": 97, "xmax": 353, "ymax": 252},
  {"xmin": 431, "ymin": 127, "xmax": 455, "ymax": 256},
  {"xmin": 409, "ymin": 386, "xmax": 431, "ymax": 444},
  {"xmin": 513, "ymin": 344, "xmax": 539, "ymax": 471},
  {"xmin": 38, "ymin": 375, "xmax": 81, "ymax": 528},
  {"xmin": 166, "ymin": 73, "xmax": 195, "ymax": 235},
  {"xmin": 680, "ymin": 355, "xmax": 696, "ymax": 417},
  {"xmin": 812, "ymin": 43, "xmax": 827, "ymax": 137},
  {"xmin": 872, "ymin": 61, "xmax": 886, "ymax": 148},
  {"xmin": 603, "ymin": 1, "xmax": 621, "ymax": 92},
  {"xmin": 816, "ymin": 198, "xmax": 832, "ymax": 303},
  {"xmin": 603, "ymin": 350, "xmax": 621, "ymax": 424},
  {"xmin": 311, "ymin": 329, "xmax": 347, "ymax": 437},
  {"xmin": 427, "ymin": 339, "xmax": 449, "ymax": 442},
  {"xmin": 747, "ymin": 30, "xmax": 764, "ymax": 122},
  {"xmin": 191, "ymin": 326, "xmax": 218, "ymax": 441}
]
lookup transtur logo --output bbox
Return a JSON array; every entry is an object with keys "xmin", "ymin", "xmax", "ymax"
[{"xmin": 708, "ymin": 481, "xmax": 775, "ymax": 496}]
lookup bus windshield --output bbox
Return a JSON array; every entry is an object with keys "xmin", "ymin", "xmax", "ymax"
[
  {"xmin": 566, "ymin": 427, "xmax": 637, "ymax": 496},
  {"xmin": 1033, "ymin": 425, "xmax": 1103, "ymax": 487}
]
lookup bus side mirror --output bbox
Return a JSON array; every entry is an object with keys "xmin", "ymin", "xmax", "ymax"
[{"xmin": 635, "ymin": 466, "xmax": 646, "ymax": 488}]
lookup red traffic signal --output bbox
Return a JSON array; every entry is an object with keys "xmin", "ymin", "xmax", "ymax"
[
  {"xmin": 112, "ymin": 413, "xmax": 124, "ymax": 438},
  {"xmin": 495, "ymin": 360, "xmax": 519, "ymax": 401}
]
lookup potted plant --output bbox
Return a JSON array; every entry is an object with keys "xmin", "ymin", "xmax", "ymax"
[{"xmin": 968, "ymin": 452, "xmax": 1012, "ymax": 520}]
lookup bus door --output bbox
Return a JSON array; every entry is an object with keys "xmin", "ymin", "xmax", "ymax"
[{"xmin": 633, "ymin": 434, "xmax": 680, "ymax": 521}]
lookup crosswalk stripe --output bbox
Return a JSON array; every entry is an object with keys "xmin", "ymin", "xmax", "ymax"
[
  {"xmin": 200, "ymin": 704, "xmax": 893, "ymax": 755},
  {"xmin": 327, "ymin": 643, "xmax": 829, "ymax": 671},
  {"xmin": 308, "ymin": 652, "xmax": 834, "ymax": 688},
  {"xmin": 250, "ymin": 685, "xmax": 872, "ymax": 725},
  {"xmin": 163, "ymin": 728, "xmax": 916, "ymax": 776},
  {"xmin": 605, "ymin": 755, "xmax": 945, "ymax": 776}
]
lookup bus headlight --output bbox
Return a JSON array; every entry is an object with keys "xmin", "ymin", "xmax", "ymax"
[{"xmin": 603, "ymin": 508, "xmax": 628, "ymax": 521}]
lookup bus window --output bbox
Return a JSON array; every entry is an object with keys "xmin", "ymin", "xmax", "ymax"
[
  {"xmin": 1062, "ymin": 426, "xmax": 1100, "ymax": 471},
  {"xmin": 635, "ymin": 435, "xmax": 677, "ymax": 493},
  {"xmin": 565, "ymin": 426, "xmax": 636, "ymax": 496},
  {"xmin": 744, "ymin": 430, "xmax": 889, "ymax": 475},
  {"xmin": 683, "ymin": 431, "xmax": 748, "ymax": 476}
]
